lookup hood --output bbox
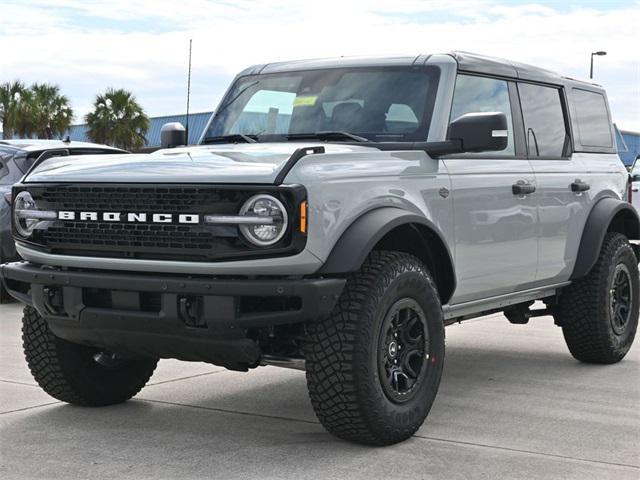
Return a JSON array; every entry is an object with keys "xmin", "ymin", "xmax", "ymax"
[{"xmin": 24, "ymin": 143, "xmax": 375, "ymax": 184}]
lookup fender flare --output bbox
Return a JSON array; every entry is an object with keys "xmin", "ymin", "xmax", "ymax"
[
  {"xmin": 571, "ymin": 197, "xmax": 640, "ymax": 280},
  {"xmin": 317, "ymin": 207, "xmax": 455, "ymax": 285}
]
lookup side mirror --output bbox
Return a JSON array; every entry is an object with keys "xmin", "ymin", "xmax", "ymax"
[
  {"xmin": 449, "ymin": 112, "xmax": 508, "ymax": 153},
  {"xmin": 160, "ymin": 122, "xmax": 187, "ymax": 149},
  {"xmin": 632, "ymin": 174, "xmax": 640, "ymax": 182}
]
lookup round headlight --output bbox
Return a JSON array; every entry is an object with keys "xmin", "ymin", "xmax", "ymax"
[
  {"xmin": 13, "ymin": 191, "xmax": 39, "ymax": 238},
  {"xmin": 239, "ymin": 194, "xmax": 288, "ymax": 246}
]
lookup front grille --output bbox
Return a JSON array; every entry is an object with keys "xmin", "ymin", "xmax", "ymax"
[
  {"xmin": 39, "ymin": 185, "xmax": 241, "ymax": 213},
  {"xmin": 20, "ymin": 184, "xmax": 304, "ymax": 261}
]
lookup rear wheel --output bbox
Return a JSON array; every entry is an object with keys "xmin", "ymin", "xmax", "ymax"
[
  {"xmin": 557, "ymin": 233, "xmax": 639, "ymax": 364},
  {"xmin": 305, "ymin": 251, "xmax": 445, "ymax": 445},
  {"xmin": 22, "ymin": 306, "xmax": 158, "ymax": 405}
]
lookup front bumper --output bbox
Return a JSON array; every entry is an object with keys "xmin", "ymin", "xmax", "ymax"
[{"xmin": 1, "ymin": 262, "xmax": 345, "ymax": 369}]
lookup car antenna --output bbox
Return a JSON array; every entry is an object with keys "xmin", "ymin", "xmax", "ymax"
[
  {"xmin": 185, "ymin": 38, "xmax": 192, "ymax": 146},
  {"xmin": 62, "ymin": 135, "xmax": 71, "ymax": 143}
]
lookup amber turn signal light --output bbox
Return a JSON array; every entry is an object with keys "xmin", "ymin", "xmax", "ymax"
[{"xmin": 300, "ymin": 201, "xmax": 307, "ymax": 233}]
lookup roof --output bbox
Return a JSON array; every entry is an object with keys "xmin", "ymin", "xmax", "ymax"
[
  {"xmin": 0, "ymin": 138, "xmax": 125, "ymax": 152},
  {"xmin": 244, "ymin": 51, "xmax": 601, "ymax": 89}
]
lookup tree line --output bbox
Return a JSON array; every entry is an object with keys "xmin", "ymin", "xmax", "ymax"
[{"xmin": 0, "ymin": 82, "xmax": 150, "ymax": 151}]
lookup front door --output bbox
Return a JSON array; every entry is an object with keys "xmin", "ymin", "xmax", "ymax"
[{"xmin": 444, "ymin": 74, "xmax": 538, "ymax": 304}]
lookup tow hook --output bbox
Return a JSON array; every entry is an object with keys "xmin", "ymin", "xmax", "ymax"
[
  {"xmin": 178, "ymin": 295, "xmax": 206, "ymax": 328},
  {"xmin": 42, "ymin": 287, "xmax": 64, "ymax": 316}
]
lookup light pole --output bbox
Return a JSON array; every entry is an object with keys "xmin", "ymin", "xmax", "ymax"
[{"xmin": 590, "ymin": 51, "xmax": 607, "ymax": 79}]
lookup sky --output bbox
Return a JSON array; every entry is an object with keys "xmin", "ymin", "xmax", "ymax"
[{"xmin": 1, "ymin": 0, "xmax": 639, "ymax": 131}]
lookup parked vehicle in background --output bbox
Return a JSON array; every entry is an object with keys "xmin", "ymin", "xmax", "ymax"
[
  {"xmin": 0, "ymin": 139, "xmax": 127, "ymax": 300},
  {"xmin": 632, "ymin": 156, "xmax": 640, "ymax": 212},
  {"xmin": 1, "ymin": 52, "xmax": 638, "ymax": 445}
]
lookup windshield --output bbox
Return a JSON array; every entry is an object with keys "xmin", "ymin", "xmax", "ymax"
[{"xmin": 203, "ymin": 66, "xmax": 440, "ymax": 143}]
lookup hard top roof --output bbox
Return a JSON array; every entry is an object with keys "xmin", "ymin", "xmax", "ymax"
[{"xmin": 242, "ymin": 51, "xmax": 600, "ymax": 89}]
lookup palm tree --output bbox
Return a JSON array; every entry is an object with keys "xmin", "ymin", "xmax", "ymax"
[
  {"xmin": 30, "ymin": 83, "xmax": 73, "ymax": 139},
  {"xmin": 0, "ymin": 81, "xmax": 26, "ymax": 139},
  {"xmin": 85, "ymin": 89, "xmax": 149, "ymax": 150},
  {"xmin": 0, "ymin": 81, "xmax": 73, "ymax": 139}
]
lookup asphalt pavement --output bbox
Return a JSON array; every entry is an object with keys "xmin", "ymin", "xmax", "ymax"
[{"xmin": 1, "ymin": 301, "xmax": 638, "ymax": 479}]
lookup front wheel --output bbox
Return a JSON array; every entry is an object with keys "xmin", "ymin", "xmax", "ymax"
[
  {"xmin": 305, "ymin": 251, "xmax": 445, "ymax": 445},
  {"xmin": 22, "ymin": 306, "xmax": 158, "ymax": 406},
  {"xmin": 557, "ymin": 233, "xmax": 639, "ymax": 364}
]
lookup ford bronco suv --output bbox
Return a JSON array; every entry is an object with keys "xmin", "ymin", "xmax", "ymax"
[{"xmin": 2, "ymin": 52, "xmax": 638, "ymax": 446}]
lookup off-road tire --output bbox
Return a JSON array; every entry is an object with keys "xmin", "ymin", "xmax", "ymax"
[
  {"xmin": 22, "ymin": 306, "xmax": 158, "ymax": 405},
  {"xmin": 558, "ymin": 233, "xmax": 639, "ymax": 364},
  {"xmin": 305, "ymin": 251, "xmax": 445, "ymax": 445}
]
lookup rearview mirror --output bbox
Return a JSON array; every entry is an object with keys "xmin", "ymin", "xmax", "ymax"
[
  {"xmin": 160, "ymin": 122, "xmax": 187, "ymax": 149},
  {"xmin": 448, "ymin": 112, "xmax": 508, "ymax": 153}
]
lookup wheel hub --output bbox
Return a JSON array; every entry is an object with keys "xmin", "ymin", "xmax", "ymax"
[
  {"xmin": 378, "ymin": 298, "xmax": 429, "ymax": 403},
  {"xmin": 610, "ymin": 264, "xmax": 633, "ymax": 335},
  {"xmin": 388, "ymin": 341, "xmax": 398, "ymax": 358}
]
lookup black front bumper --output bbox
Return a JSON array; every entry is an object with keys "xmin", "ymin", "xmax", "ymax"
[{"xmin": 1, "ymin": 262, "xmax": 345, "ymax": 369}]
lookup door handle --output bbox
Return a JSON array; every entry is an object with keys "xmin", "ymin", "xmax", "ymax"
[
  {"xmin": 512, "ymin": 182, "xmax": 536, "ymax": 195},
  {"xmin": 571, "ymin": 180, "xmax": 590, "ymax": 192}
]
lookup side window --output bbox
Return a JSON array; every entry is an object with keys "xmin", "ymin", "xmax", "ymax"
[
  {"xmin": 0, "ymin": 150, "xmax": 10, "ymax": 181},
  {"xmin": 572, "ymin": 88, "xmax": 612, "ymax": 148},
  {"xmin": 0, "ymin": 149, "xmax": 20, "ymax": 185},
  {"xmin": 450, "ymin": 74, "xmax": 515, "ymax": 155},
  {"xmin": 518, "ymin": 83, "xmax": 568, "ymax": 158}
]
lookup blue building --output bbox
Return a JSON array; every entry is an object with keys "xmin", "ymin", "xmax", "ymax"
[
  {"xmin": 616, "ymin": 129, "xmax": 640, "ymax": 167},
  {"xmin": 63, "ymin": 111, "xmax": 213, "ymax": 149},
  {"xmin": 1, "ymin": 111, "xmax": 213, "ymax": 149},
  {"xmin": 3, "ymin": 113, "xmax": 639, "ymax": 165}
]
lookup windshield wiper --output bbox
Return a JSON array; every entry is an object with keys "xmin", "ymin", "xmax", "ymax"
[
  {"xmin": 202, "ymin": 134, "xmax": 258, "ymax": 144},
  {"xmin": 286, "ymin": 131, "xmax": 370, "ymax": 143}
]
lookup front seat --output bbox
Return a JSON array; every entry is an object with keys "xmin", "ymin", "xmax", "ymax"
[
  {"xmin": 330, "ymin": 103, "xmax": 364, "ymax": 132},
  {"xmin": 289, "ymin": 105, "xmax": 325, "ymax": 134}
]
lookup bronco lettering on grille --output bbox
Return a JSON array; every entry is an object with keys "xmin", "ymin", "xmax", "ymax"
[{"xmin": 56, "ymin": 211, "xmax": 200, "ymax": 224}]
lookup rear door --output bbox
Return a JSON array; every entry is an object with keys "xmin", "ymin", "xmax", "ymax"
[
  {"xmin": 519, "ymin": 83, "xmax": 590, "ymax": 283},
  {"xmin": 444, "ymin": 74, "xmax": 538, "ymax": 304}
]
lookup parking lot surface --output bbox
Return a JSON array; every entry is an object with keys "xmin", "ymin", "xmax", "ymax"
[{"xmin": 0, "ymin": 301, "xmax": 638, "ymax": 479}]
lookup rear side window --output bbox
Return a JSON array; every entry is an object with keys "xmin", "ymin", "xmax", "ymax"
[
  {"xmin": 450, "ymin": 74, "xmax": 515, "ymax": 155},
  {"xmin": 0, "ymin": 149, "xmax": 21, "ymax": 185},
  {"xmin": 572, "ymin": 88, "xmax": 612, "ymax": 148},
  {"xmin": 518, "ymin": 83, "xmax": 568, "ymax": 158}
]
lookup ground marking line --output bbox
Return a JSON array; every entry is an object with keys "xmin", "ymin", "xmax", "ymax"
[
  {"xmin": 137, "ymin": 398, "xmax": 319, "ymax": 425},
  {"xmin": 146, "ymin": 369, "xmax": 226, "ymax": 387},
  {"xmin": 0, "ymin": 378, "xmax": 38, "ymax": 388},
  {"xmin": 137, "ymin": 398, "xmax": 640, "ymax": 469},
  {"xmin": 414, "ymin": 434, "xmax": 640, "ymax": 470},
  {"xmin": 0, "ymin": 401, "xmax": 61, "ymax": 416}
]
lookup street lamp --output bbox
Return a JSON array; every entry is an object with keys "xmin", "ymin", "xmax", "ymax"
[{"xmin": 590, "ymin": 51, "xmax": 607, "ymax": 79}]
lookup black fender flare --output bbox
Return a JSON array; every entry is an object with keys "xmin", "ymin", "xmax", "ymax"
[
  {"xmin": 571, "ymin": 197, "xmax": 640, "ymax": 280},
  {"xmin": 317, "ymin": 207, "xmax": 456, "ymax": 293}
]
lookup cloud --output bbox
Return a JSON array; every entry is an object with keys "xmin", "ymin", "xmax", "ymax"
[{"xmin": 1, "ymin": 0, "xmax": 638, "ymax": 131}]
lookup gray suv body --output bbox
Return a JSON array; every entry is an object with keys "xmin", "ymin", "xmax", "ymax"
[{"xmin": 2, "ymin": 52, "xmax": 638, "ymax": 445}]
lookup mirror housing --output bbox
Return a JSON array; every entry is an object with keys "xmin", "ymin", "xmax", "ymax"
[
  {"xmin": 160, "ymin": 122, "xmax": 187, "ymax": 149},
  {"xmin": 448, "ymin": 112, "xmax": 508, "ymax": 153},
  {"xmin": 632, "ymin": 174, "xmax": 640, "ymax": 182}
]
